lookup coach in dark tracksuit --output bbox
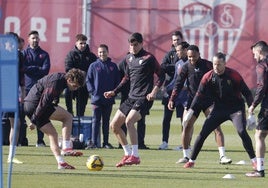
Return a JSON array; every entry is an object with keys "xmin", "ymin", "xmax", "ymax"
[
  {"xmin": 159, "ymin": 31, "xmax": 182, "ymax": 150},
  {"xmin": 23, "ymin": 30, "xmax": 51, "ymax": 147},
  {"xmin": 65, "ymin": 34, "xmax": 97, "ymax": 116},
  {"xmin": 183, "ymin": 52, "xmax": 256, "ymax": 168}
]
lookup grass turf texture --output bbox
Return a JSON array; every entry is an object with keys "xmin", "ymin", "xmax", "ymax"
[{"xmin": 2, "ymin": 99, "xmax": 266, "ymax": 187}]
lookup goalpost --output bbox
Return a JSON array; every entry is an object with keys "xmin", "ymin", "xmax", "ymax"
[{"xmin": 0, "ymin": 35, "xmax": 19, "ymax": 188}]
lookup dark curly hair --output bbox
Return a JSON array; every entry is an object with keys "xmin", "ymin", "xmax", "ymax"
[{"xmin": 65, "ymin": 68, "xmax": 86, "ymax": 87}]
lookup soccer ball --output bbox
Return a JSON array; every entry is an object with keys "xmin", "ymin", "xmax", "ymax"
[{"xmin": 86, "ymin": 155, "xmax": 104, "ymax": 171}]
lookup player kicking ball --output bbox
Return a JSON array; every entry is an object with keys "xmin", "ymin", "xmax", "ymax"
[{"xmin": 24, "ymin": 68, "xmax": 85, "ymax": 169}]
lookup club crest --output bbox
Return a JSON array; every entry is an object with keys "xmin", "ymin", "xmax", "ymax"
[{"xmin": 178, "ymin": 0, "xmax": 247, "ymax": 61}]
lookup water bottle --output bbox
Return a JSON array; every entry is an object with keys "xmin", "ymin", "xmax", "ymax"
[{"xmin": 79, "ymin": 134, "xmax": 84, "ymax": 142}]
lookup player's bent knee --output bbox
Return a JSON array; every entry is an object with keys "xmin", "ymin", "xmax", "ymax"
[
  {"xmin": 61, "ymin": 112, "xmax": 73, "ymax": 123},
  {"xmin": 110, "ymin": 123, "xmax": 119, "ymax": 133}
]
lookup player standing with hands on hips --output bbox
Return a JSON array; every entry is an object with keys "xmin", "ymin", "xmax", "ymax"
[{"xmin": 104, "ymin": 32, "xmax": 165, "ymax": 167}]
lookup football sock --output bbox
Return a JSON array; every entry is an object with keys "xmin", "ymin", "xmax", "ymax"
[
  {"xmin": 183, "ymin": 149, "xmax": 190, "ymax": 158},
  {"xmin": 56, "ymin": 155, "xmax": 64, "ymax": 163},
  {"xmin": 257, "ymin": 158, "xmax": 265, "ymax": 171},
  {"xmin": 251, "ymin": 157, "xmax": 257, "ymax": 163},
  {"xmin": 62, "ymin": 140, "xmax": 72, "ymax": 149},
  {"xmin": 122, "ymin": 145, "xmax": 131, "ymax": 156},
  {"xmin": 131, "ymin": 145, "xmax": 139, "ymax": 157},
  {"xmin": 218, "ymin": 146, "xmax": 225, "ymax": 158},
  {"xmin": 8, "ymin": 145, "xmax": 16, "ymax": 160}
]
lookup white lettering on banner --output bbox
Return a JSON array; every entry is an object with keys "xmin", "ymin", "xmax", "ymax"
[
  {"xmin": 31, "ymin": 17, "xmax": 47, "ymax": 41},
  {"xmin": 4, "ymin": 17, "xmax": 20, "ymax": 35},
  {"xmin": 3, "ymin": 16, "xmax": 71, "ymax": 43},
  {"xmin": 57, "ymin": 18, "xmax": 70, "ymax": 42}
]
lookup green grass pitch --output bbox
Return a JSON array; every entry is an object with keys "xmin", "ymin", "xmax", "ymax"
[{"xmin": 2, "ymin": 99, "xmax": 266, "ymax": 188}]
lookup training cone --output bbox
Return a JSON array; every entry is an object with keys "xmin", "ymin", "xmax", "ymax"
[
  {"xmin": 236, "ymin": 160, "xmax": 246, "ymax": 165},
  {"xmin": 222, "ymin": 174, "xmax": 235, "ymax": 179}
]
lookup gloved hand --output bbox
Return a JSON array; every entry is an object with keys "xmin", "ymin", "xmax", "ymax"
[
  {"xmin": 247, "ymin": 114, "xmax": 257, "ymax": 130},
  {"xmin": 182, "ymin": 109, "xmax": 194, "ymax": 127}
]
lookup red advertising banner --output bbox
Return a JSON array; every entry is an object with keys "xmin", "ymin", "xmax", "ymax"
[
  {"xmin": 0, "ymin": 0, "xmax": 83, "ymax": 72},
  {"xmin": 1, "ymin": 0, "xmax": 268, "ymax": 88}
]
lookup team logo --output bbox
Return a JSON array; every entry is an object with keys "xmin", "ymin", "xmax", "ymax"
[
  {"xmin": 178, "ymin": 0, "xmax": 247, "ymax": 61},
  {"xmin": 128, "ymin": 55, "xmax": 133, "ymax": 63}
]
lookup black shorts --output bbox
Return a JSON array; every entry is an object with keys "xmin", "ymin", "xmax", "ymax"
[
  {"xmin": 186, "ymin": 97, "xmax": 213, "ymax": 118},
  {"xmin": 175, "ymin": 103, "xmax": 185, "ymax": 118},
  {"xmin": 257, "ymin": 108, "xmax": 268, "ymax": 131},
  {"xmin": 119, "ymin": 98, "xmax": 153, "ymax": 117},
  {"xmin": 24, "ymin": 101, "xmax": 56, "ymax": 129}
]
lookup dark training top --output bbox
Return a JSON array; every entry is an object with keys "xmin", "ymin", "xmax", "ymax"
[
  {"xmin": 65, "ymin": 44, "xmax": 97, "ymax": 72},
  {"xmin": 114, "ymin": 49, "xmax": 165, "ymax": 99},
  {"xmin": 252, "ymin": 57, "xmax": 268, "ymax": 109},
  {"xmin": 86, "ymin": 57, "xmax": 120, "ymax": 105},
  {"xmin": 18, "ymin": 50, "xmax": 25, "ymax": 87},
  {"xmin": 161, "ymin": 46, "xmax": 179, "ymax": 86},
  {"xmin": 191, "ymin": 67, "xmax": 253, "ymax": 112},
  {"xmin": 24, "ymin": 73, "xmax": 67, "ymax": 124},
  {"xmin": 23, "ymin": 46, "xmax": 50, "ymax": 92},
  {"xmin": 170, "ymin": 58, "xmax": 212, "ymax": 102}
]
